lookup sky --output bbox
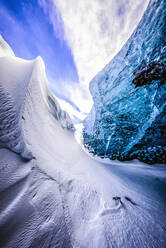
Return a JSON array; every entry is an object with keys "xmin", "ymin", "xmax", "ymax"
[{"xmin": 0, "ymin": 0, "xmax": 149, "ymax": 121}]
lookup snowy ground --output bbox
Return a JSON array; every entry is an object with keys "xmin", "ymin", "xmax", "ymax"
[{"xmin": 0, "ymin": 36, "xmax": 166, "ymax": 248}]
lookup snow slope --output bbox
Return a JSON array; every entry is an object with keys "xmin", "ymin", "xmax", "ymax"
[{"xmin": 0, "ymin": 36, "xmax": 166, "ymax": 248}]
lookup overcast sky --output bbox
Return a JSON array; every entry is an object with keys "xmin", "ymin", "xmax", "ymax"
[{"xmin": 0, "ymin": 0, "xmax": 149, "ymax": 121}]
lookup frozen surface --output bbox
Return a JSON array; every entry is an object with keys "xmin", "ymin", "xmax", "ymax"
[
  {"xmin": 83, "ymin": 0, "xmax": 166, "ymax": 164},
  {"xmin": 0, "ymin": 36, "xmax": 166, "ymax": 247}
]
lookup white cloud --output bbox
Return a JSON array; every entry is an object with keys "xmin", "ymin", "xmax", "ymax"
[
  {"xmin": 38, "ymin": 0, "xmax": 65, "ymax": 41},
  {"xmin": 53, "ymin": 0, "xmax": 149, "ymax": 82},
  {"xmin": 49, "ymin": 80, "xmax": 93, "ymax": 120},
  {"xmin": 39, "ymin": 0, "xmax": 149, "ymax": 117}
]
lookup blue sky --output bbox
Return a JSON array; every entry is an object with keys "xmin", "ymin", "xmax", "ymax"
[
  {"xmin": 0, "ymin": 0, "xmax": 149, "ymax": 120},
  {"xmin": 0, "ymin": 0, "xmax": 79, "ymax": 107}
]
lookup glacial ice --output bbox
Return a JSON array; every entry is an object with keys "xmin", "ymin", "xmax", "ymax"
[
  {"xmin": 0, "ymin": 24, "xmax": 166, "ymax": 248},
  {"xmin": 83, "ymin": 0, "xmax": 166, "ymax": 164}
]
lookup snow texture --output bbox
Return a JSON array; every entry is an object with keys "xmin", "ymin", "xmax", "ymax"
[
  {"xmin": 0, "ymin": 36, "xmax": 166, "ymax": 248},
  {"xmin": 0, "ymin": 36, "xmax": 74, "ymax": 160},
  {"xmin": 83, "ymin": 0, "xmax": 166, "ymax": 164}
]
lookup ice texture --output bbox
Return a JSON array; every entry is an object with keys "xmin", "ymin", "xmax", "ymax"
[{"xmin": 83, "ymin": 0, "xmax": 166, "ymax": 164}]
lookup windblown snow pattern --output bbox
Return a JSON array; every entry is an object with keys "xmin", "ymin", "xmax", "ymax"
[{"xmin": 0, "ymin": 36, "xmax": 166, "ymax": 248}]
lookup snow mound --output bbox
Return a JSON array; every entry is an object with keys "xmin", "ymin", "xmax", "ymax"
[{"xmin": 0, "ymin": 38, "xmax": 74, "ymax": 160}]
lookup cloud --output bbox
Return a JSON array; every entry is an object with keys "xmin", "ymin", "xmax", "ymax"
[
  {"xmin": 53, "ymin": 0, "xmax": 149, "ymax": 80},
  {"xmin": 49, "ymin": 79, "xmax": 93, "ymax": 119},
  {"xmin": 39, "ymin": 0, "xmax": 149, "ymax": 117},
  {"xmin": 38, "ymin": 0, "xmax": 65, "ymax": 42}
]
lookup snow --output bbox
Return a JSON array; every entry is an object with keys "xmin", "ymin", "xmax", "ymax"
[
  {"xmin": 0, "ymin": 35, "xmax": 14, "ymax": 57},
  {"xmin": 0, "ymin": 36, "xmax": 166, "ymax": 247}
]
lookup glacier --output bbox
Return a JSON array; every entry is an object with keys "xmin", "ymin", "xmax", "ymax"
[
  {"xmin": 83, "ymin": 0, "xmax": 166, "ymax": 164},
  {"xmin": 0, "ymin": 13, "xmax": 166, "ymax": 248}
]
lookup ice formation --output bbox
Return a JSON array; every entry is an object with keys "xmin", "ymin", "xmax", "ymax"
[
  {"xmin": 83, "ymin": 0, "xmax": 166, "ymax": 164},
  {"xmin": 0, "ymin": 20, "xmax": 166, "ymax": 248}
]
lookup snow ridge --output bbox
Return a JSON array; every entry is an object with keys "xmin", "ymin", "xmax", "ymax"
[
  {"xmin": 0, "ymin": 36, "xmax": 74, "ymax": 160},
  {"xmin": 0, "ymin": 35, "xmax": 14, "ymax": 57}
]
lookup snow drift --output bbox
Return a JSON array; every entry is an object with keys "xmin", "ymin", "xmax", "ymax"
[
  {"xmin": 0, "ymin": 35, "xmax": 74, "ymax": 160},
  {"xmin": 0, "ymin": 36, "xmax": 166, "ymax": 248}
]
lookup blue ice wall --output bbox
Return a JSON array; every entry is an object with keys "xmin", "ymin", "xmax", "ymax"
[{"xmin": 83, "ymin": 0, "xmax": 166, "ymax": 164}]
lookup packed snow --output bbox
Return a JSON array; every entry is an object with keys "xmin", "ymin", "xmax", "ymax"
[{"xmin": 0, "ymin": 36, "xmax": 166, "ymax": 248}]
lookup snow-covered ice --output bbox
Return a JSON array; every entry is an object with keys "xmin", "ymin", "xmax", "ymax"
[{"xmin": 0, "ymin": 36, "xmax": 166, "ymax": 248}]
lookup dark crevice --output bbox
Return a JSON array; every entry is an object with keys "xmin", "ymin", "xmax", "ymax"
[
  {"xmin": 132, "ymin": 61, "xmax": 166, "ymax": 87},
  {"xmin": 125, "ymin": 196, "xmax": 137, "ymax": 205}
]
